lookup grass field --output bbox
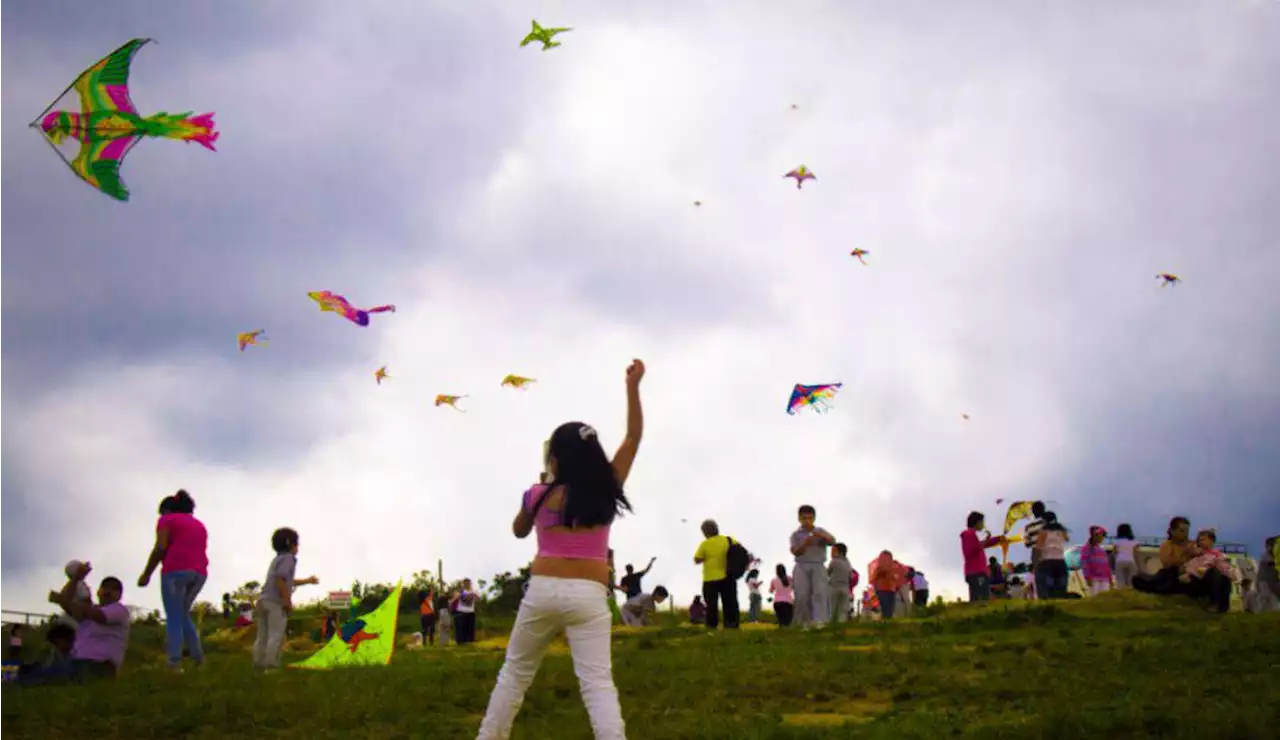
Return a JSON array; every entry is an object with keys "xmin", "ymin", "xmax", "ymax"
[{"xmin": 5, "ymin": 591, "xmax": 1279, "ymax": 739}]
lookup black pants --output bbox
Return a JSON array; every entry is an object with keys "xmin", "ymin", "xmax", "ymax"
[
  {"xmin": 454, "ymin": 612, "xmax": 476, "ymax": 643},
  {"xmin": 702, "ymin": 578, "xmax": 740, "ymax": 629},
  {"xmin": 1136, "ymin": 566, "xmax": 1231, "ymax": 612},
  {"xmin": 913, "ymin": 589, "xmax": 929, "ymax": 608},
  {"xmin": 775, "ymin": 602, "xmax": 794, "ymax": 627},
  {"xmin": 420, "ymin": 613, "xmax": 437, "ymax": 644}
]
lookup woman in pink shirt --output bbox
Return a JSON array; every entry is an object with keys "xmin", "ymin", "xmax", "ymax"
[
  {"xmin": 960, "ymin": 511, "xmax": 1005, "ymax": 602},
  {"xmin": 138, "ymin": 489, "xmax": 209, "ymax": 671},
  {"xmin": 769, "ymin": 564, "xmax": 795, "ymax": 627},
  {"xmin": 478, "ymin": 359, "xmax": 644, "ymax": 740}
]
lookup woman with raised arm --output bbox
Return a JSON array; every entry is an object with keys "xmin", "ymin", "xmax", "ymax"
[{"xmin": 478, "ymin": 360, "xmax": 644, "ymax": 740}]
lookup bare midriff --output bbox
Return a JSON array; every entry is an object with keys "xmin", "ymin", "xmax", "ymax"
[{"xmin": 530, "ymin": 556, "xmax": 611, "ymax": 587}]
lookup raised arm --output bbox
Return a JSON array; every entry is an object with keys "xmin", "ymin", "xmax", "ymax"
[
  {"xmin": 611, "ymin": 360, "xmax": 645, "ymax": 487},
  {"xmin": 640, "ymin": 556, "xmax": 656, "ymax": 576},
  {"xmin": 138, "ymin": 525, "xmax": 171, "ymax": 587}
]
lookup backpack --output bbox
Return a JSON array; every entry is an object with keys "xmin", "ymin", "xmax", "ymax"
[{"xmin": 725, "ymin": 537, "xmax": 751, "ymax": 580}]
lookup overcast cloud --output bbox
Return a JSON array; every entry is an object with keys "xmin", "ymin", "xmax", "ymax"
[{"xmin": 3, "ymin": 0, "xmax": 1279, "ymax": 614}]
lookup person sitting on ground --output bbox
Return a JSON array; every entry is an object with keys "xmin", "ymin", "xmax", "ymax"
[
  {"xmin": 1135, "ymin": 516, "xmax": 1199, "ymax": 595},
  {"xmin": 689, "ymin": 595, "xmax": 707, "ymax": 625},
  {"xmin": 1008, "ymin": 576, "xmax": 1026, "ymax": 600},
  {"xmin": 1179, "ymin": 529, "xmax": 1236, "ymax": 613},
  {"xmin": 44, "ymin": 623, "xmax": 75, "ymax": 669},
  {"xmin": 621, "ymin": 586, "xmax": 669, "ymax": 627},
  {"xmin": 7, "ymin": 624, "xmax": 23, "ymax": 662},
  {"xmin": 27, "ymin": 564, "xmax": 131, "ymax": 685}
]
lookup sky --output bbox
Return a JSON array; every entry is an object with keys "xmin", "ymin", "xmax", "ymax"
[{"xmin": 3, "ymin": 0, "xmax": 1279, "ymax": 615}]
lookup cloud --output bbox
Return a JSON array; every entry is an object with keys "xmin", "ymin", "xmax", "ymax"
[{"xmin": 4, "ymin": 1, "xmax": 1280, "ymax": 615}]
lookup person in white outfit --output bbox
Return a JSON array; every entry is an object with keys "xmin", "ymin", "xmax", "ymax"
[
  {"xmin": 1112, "ymin": 523, "xmax": 1141, "ymax": 589},
  {"xmin": 477, "ymin": 360, "xmax": 645, "ymax": 740}
]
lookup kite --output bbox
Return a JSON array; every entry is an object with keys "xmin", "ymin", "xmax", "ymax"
[
  {"xmin": 30, "ymin": 38, "xmax": 218, "ymax": 202},
  {"xmin": 307, "ymin": 291, "xmax": 395, "ymax": 327},
  {"xmin": 521, "ymin": 20, "xmax": 572, "ymax": 50},
  {"xmin": 237, "ymin": 330, "xmax": 267, "ymax": 351},
  {"xmin": 375, "ymin": 366, "xmax": 389, "ymax": 385},
  {"xmin": 1156, "ymin": 273, "xmax": 1180, "ymax": 287},
  {"xmin": 786, "ymin": 383, "xmax": 842, "ymax": 415},
  {"xmin": 693, "ymin": 200, "xmax": 703, "ymax": 207},
  {"xmin": 790, "ymin": 103, "xmax": 800, "ymax": 110},
  {"xmin": 435, "ymin": 394, "xmax": 467, "ymax": 412},
  {"xmin": 292, "ymin": 582, "xmax": 403, "ymax": 669},
  {"xmin": 784, "ymin": 165, "xmax": 816, "ymax": 189},
  {"xmin": 850, "ymin": 248, "xmax": 869, "ymax": 265},
  {"xmin": 963, "ymin": 414, "xmax": 970, "ymax": 420},
  {"xmin": 501, "ymin": 375, "xmax": 536, "ymax": 389}
]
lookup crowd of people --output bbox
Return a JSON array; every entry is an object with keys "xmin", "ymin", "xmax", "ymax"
[{"xmin": 5, "ymin": 355, "xmax": 1277, "ymax": 740}]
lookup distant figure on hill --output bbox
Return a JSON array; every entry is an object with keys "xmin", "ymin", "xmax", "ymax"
[
  {"xmin": 827, "ymin": 544, "xmax": 854, "ymax": 623},
  {"xmin": 790, "ymin": 505, "xmax": 836, "ymax": 628},
  {"xmin": 1035, "ymin": 513, "xmax": 1070, "ymax": 599},
  {"xmin": 869, "ymin": 551, "xmax": 908, "ymax": 619},
  {"xmin": 1112, "ymin": 524, "xmax": 1140, "ymax": 589},
  {"xmin": 7, "ymin": 625, "xmax": 23, "ymax": 662},
  {"xmin": 1080, "ymin": 526, "xmax": 1114, "ymax": 595},
  {"xmin": 1252, "ymin": 536, "xmax": 1279, "ymax": 613},
  {"xmin": 689, "ymin": 595, "xmax": 707, "ymax": 624},
  {"xmin": 961, "ymin": 511, "xmax": 1005, "ymax": 602},
  {"xmin": 137, "ymin": 489, "xmax": 208, "ymax": 672},
  {"xmin": 477, "ymin": 359, "xmax": 644, "ymax": 739},
  {"xmin": 619, "ymin": 557, "xmax": 657, "ymax": 600},
  {"xmin": 1133, "ymin": 516, "xmax": 1234, "ymax": 613},
  {"xmin": 745, "ymin": 569, "xmax": 764, "ymax": 623},
  {"xmin": 1022, "ymin": 502, "xmax": 1048, "ymax": 598},
  {"xmin": 693, "ymin": 519, "xmax": 740, "ymax": 629},
  {"xmin": 419, "ymin": 590, "xmax": 437, "ymax": 646},
  {"xmin": 911, "ymin": 570, "xmax": 929, "ymax": 608},
  {"xmin": 769, "ymin": 565, "xmax": 794, "ymax": 627},
  {"xmin": 455, "ymin": 579, "xmax": 478, "ymax": 645}
]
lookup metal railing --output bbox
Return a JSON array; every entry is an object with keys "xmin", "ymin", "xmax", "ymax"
[{"xmin": 1, "ymin": 610, "xmax": 55, "ymax": 626}]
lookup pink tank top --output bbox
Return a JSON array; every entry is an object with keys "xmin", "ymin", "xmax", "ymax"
[
  {"xmin": 158, "ymin": 513, "xmax": 209, "ymax": 575},
  {"xmin": 522, "ymin": 484, "xmax": 610, "ymax": 561}
]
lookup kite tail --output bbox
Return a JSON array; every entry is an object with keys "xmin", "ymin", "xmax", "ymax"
[
  {"xmin": 367, "ymin": 305, "xmax": 396, "ymax": 314},
  {"xmin": 144, "ymin": 111, "xmax": 219, "ymax": 151}
]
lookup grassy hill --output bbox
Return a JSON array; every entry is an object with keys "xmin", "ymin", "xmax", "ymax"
[{"xmin": 4, "ymin": 591, "xmax": 1278, "ymax": 739}]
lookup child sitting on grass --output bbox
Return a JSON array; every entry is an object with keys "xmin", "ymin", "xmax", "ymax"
[{"xmin": 253, "ymin": 528, "xmax": 319, "ymax": 672}]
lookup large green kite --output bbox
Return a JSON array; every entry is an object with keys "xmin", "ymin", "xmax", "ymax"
[{"xmin": 291, "ymin": 582, "xmax": 403, "ymax": 669}]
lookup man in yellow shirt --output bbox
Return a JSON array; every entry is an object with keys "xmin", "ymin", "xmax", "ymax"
[{"xmin": 693, "ymin": 520, "xmax": 740, "ymax": 629}]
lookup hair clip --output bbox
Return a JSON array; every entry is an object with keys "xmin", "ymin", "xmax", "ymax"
[{"xmin": 579, "ymin": 425, "xmax": 597, "ymax": 441}]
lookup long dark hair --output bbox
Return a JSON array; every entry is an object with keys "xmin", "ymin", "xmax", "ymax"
[
  {"xmin": 545, "ymin": 422, "xmax": 632, "ymax": 528},
  {"xmin": 775, "ymin": 563, "xmax": 790, "ymax": 587},
  {"xmin": 1116, "ymin": 523, "xmax": 1135, "ymax": 540}
]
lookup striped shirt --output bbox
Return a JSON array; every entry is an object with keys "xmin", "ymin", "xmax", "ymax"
[
  {"xmin": 1080, "ymin": 544, "xmax": 1112, "ymax": 581},
  {"xmin": 1023, "ymin": 518, "xmax": 1046, "ymax": 563}
]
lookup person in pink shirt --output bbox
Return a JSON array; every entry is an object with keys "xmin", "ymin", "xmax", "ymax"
[
  {"xmin": 137, "ymin": 489, "xmax": 209, "ymax": 671},
  {"xmin": 1080, "ymin": 526, "xmax": 1114, "ymax": 595},
  {"xmin": 27, "ymin": 562, "xmax": 131, "ymax": 685},
  {"xmin": 769, "ymin": 564, "xmax": 795, "ymax": 627},
  {"xmin": 960, "ymin": 511, "xmax": 1005, "ymax": 602},
  {"xmin": 478, "ymin": 359, "xmax": 644, "ymax": 740}
]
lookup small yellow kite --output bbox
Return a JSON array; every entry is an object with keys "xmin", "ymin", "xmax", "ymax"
[
  {"xmin": 375, "ymin": 366, "xmax": 389, "ymax": 385},
  {"xmin": 237, "ymin": 330, "xmax": 267, "ymax": 351},
  {"xmin": 434, "ymin": 394, "xmax": 466, "ymax": 412},
  {"xmin": 501, "ymin": 375, "xmax": 536, "ymax": 389}
]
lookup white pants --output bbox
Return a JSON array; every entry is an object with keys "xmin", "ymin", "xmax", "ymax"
[
  {"xmin": 478, "ymin": 576, "xmax": 624, "ymax": 739},
  {"xmin": 252, "ymin": 600, "xmax": 287, "ymax": 668},
  {"xmin": 1114, "ymin": 561, "xmax": 1139, "ymax": 589},
  {"xmin": 619, "ymin": 606, "xmax": 645, "ymax": 627},
  {"xmin": 792, "ymin": 563, "xmax": 829, "ymax": 627},
  {"xmin": 1089, "ymin": 581, "xmax": 1112, "ymax": 596}
]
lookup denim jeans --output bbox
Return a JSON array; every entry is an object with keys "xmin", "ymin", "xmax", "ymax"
[
  {"xmin": 161, "ymin": 570, "xmax": 206, "ymax": 665},
  {"xmin": 478, "ymin": 576, "xmax": 623, "ymax": 739},
  {"xmin": 877, "ymin": 590, "xmax": 897, "ymax": 619}
]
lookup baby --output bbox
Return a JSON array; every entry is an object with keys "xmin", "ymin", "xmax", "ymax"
[{"xmin": 56, "ymin": 560, "xmax": 94, "ymax": 626}]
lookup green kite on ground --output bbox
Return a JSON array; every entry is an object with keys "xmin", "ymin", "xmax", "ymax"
[{"xmin": 291, "ymin": 582, "xmax": 403, "ymax": 669}]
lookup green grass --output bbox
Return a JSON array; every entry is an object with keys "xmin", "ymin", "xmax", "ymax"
[{"xmin": 6, "ymin": 591, "xmax": 1280, "ymax": 739}]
